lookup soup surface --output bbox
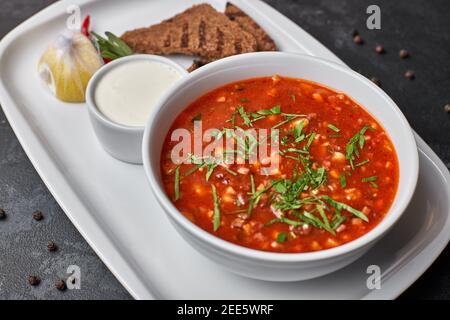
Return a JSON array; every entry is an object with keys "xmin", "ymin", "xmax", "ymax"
[{"xmin": 160, "ymin": 76, "xmax": 399, "ymax": 253}]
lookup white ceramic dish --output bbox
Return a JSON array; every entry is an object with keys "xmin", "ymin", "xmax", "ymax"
[
  {"xmin": 0, "ymin": 0, "xmax": 448, "ymax": 299},
  {"xmin": 143, "ymin": 52, "xmax": 419, "ymax": 281},
  {"xmin": 86, "ymin": 54, "xmax": 188, "ymax": 164}
]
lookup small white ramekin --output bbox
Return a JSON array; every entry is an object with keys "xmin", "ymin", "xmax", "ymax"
[
  {"xmin": 86, "ymin": 54, "xmax": 188, "ymax": 164},
  {"xmin": 143, "ymin": 52, "xmax": 419, "ymax": 281}
]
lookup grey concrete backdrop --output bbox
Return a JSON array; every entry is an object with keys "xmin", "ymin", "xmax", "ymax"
[{"xmin": 0, "ymin": 0, "xmax": 449, "ymax": 300}]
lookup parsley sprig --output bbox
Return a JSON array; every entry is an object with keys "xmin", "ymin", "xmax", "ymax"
[
  {"xmin": 211, "ymin": 185, "xmax": 221, "ymax": 231},
  {"xmin": 185, "ymin": 154, "xmax": 237, "ymax": 180},
  {"xmin": 362, "ymin": 176, "xmax": 378, "ymax": 188},
  {"xmin": 91, "ymin": 31, "xmax": 133, "ymax": 60},
  {"xmin": 247, "ymin": 176, "xmax": 277, "ymax": 216},
  {"xmin": 345, "ymin": 125, "xmax": 372, "ymax": 169},
  {"xmin": 174, "ymin": 166, "xmax": 180, "ymax": 201}
]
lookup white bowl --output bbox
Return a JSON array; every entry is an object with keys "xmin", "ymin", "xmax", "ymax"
[
  {"xmin": 86, "ymin": 54, "xmax": 188, "ymax": 164},
  {"xmin": 142, "ymin": 52, "xmax": 419, "ymax": 281}
]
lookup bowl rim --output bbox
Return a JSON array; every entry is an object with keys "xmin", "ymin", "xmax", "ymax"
[
  {"xmin": 86, "ymin": 54, "xmax": 188, "ymax": 133},
  {"xmin": 142, "ymin": 51, "xmax": 419, "ymax": 262}
]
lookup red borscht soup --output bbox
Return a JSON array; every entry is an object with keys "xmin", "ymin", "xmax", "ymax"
[{"xmin": 160, "ymin": 76, "xmax": 399, "ymax": 253}]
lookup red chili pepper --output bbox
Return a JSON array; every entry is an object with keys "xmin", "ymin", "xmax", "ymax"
[
  {"xmin": 103, "ymin": 57, "xmax": 112, "ymax": 64},
  {"xmin": 81, "ymin": 15, "xmax": 90, "ymax": 37}
]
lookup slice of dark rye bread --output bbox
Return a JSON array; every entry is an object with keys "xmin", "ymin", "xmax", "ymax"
[
  {"xmin": 225, "ymin": 2, "xmax": 277, "ymax": 51},
  {"xmin": 187, "ymin": 3, "xmax": 278, "ymax": 71},
  {"xmin": 121, "ymin": 4, "xmax": 257, "ymax": 62}
]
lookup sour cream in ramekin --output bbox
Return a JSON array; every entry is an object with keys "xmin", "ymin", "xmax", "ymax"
[
  {"xmin": 95, "ymin": 59, "xmax": 183, "ymax": 127},
  {"xmin": 86, "ymin": 55, "xmax": 188, "ymax": 164}
]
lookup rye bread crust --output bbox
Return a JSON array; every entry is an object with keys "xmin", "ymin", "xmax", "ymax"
[
  {"xmin": 121, "ymin": 4, "xmax": 258, "ymax": 62},
  {"xmin": 224, "ymin": 2, "xmax": 277, "ymax": 51}
]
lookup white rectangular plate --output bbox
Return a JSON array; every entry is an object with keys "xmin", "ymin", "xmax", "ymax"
[{"xmin": 0, "ymin": 0, "xmax": 449, "ymax": 299}]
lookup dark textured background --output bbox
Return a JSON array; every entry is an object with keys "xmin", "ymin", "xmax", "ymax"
[{"xmin": 0, "ymin": 0, "xmax": 448, "ymax": 300}]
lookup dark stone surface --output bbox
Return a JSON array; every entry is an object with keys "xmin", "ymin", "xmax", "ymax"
[
  {"xmin": 0, "ymin": 0, "xmax": 448, "ymax": 300},
  {"xmin": 0, "ymin": 0, "xmax": 131, "ymax": 300}
]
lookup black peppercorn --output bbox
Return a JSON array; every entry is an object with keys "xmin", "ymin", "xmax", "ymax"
[
  {"xmin": 353, "ymin": 35, "xmax": 363, "ymax": 45},
  {"xmin": 399, "ymin": 49, "xmax": 409, "ymax": 59},
  {"xmin": 28, "ymin": 276, "xmax": 41, "ymax": 286},
  {"xmin": 32, "ymin": 210, "xmax": 44, "ymax": 221},
  {"xmin": 55, "ymin": 279, "xmax": 66, "ymax": 291},
  {"xmin": 405, "ymin": 70, "xmax": 415, "ymax": 80},
  {"xmin": 0, "ymin": 208, "xmax": 6, "ymax": 220},
  {"xmin": 47, "ymin": 241, "xmax": 58, "ymax": 252},
  {"xmin": 375, "ymin": 45, "xmax": 385, "ymax": 54}
]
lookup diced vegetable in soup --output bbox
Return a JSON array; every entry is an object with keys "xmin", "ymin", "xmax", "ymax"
[{"xmin": 160, "ymin": 76, "xmax": 399, "ymax": 253}]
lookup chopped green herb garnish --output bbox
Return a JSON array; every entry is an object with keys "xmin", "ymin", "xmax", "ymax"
[
  {"xmin": 184, "ymin": 154, "xmax": 207, "ymax": 176},
  {"xmin": 231, "ymin": 112, "xmax": 236, "ymax": 128},
  {"xmin": 172, "ymin": 97, "xmax": 378, "ymax": 239},
  {"xmin": 305, "ymin": 132, "xmax": 316, "ymax": 150},
  {"xmin": 250, "ymin": 174, "xmax": 256, "ymax": 194},
  {"xmin": 280, "ymin": 147, "xmax": 309, "ymax": 155},
  {"xmin": 328, "ymin": 134, "xmax": 342, "ymax": 138},
  {"xmin": 339, "ymin": 172, "xmax": 347, "ymax": 188},
  {"xmin": 354, "ymin": 159, "xmax": 370, "ymax": 167},
  {"xmin": 293, "ymin": 119, "xmax": 306, "ymax": 142},
  {"xmin": 311, "ymin": 167, "xmax": 327, "ymax": 188},
  {"xmin": 250, "ymin": 115, "xmax": 265, "ymax": 122},
  {"xmin": 254, "ymin": 105, "xmax": 281, "ymax": 116},
  {"xmin": 272, "ymin": 115, "xmax": 301, "ymax": 129},
  {"xmin": 268, "ymin": 210, "xmax": 337, "ymax": 236},
  {"xmin": 271, "ymin": 168, "xmax": 326, "ymax": 212},
  {"xmin": 282, "ymin": 112, "xmax": 306, "ymax": 117},
  {"xmin": 271, "ymin": 105, "xmax": 282, "ymax": 114},
  {"xmin": 300, "ymin": 210, "xmax": 334, "ymax": 235},
  {"xmin": 184, "ymin": 163, "xmax": 204, "ymax": 176},
  {"xmin": 184, "ymin": 154, "xmax": 236, "ymax": 180},
  {"xmin": 247, "ymin": 175, "xmax": 277, "ymax": 216},
  {"xmin": 291, "ymin": 94, "xmax": 296, "ymax": 102},
  {"xmin": 317, "ymin": 205, "xmax": 335, "ymax": 235},
  {"xmin": 266, "ymin": 216, "xmax": 304, "ymax": 227},
  {"xmin": 362, "ymin": 176, "xmax": 378, "ymax": 188},
  {"xmin": 276, "ymin": 232, "xmax": 287, "ymax": 243},
  {"xmin": 174, "ymin": 166, "xmax": 180, "ymax": 201},
  {"xmin": 283, "ymin": 155, "xmax": 302, "ymax": 162},
  {"xmin": 327, "ymin": 124, "xmax": 340, "ymax": 132},
  {"xmin": 249, "ymin": 105, "xmax": 282, "ymax": 123},
  {"xmin": 272, "ymin": 105, "xmax": 281, "ymax": 114},
  {"xmin": 223, "ymin": 167, "xmax": 238, "ymax": 176},
  {"xmin": 211, "ymin": 185, "xmax": 221, "ymax": 231},
  {"xmin": 345, "ymin": 125, "xmax": 372, "ymax": 169},
  {"xmin": 205, "ymin": 163, "xmax": 218, "ymax": 181},
  {"xmin": 247, "ymin": 174, "xmax": 256, "ymax": 216},
  {"xmin": 266, "ymin": 189, "xmax": 362, "ymax": 235},
  {"xmin": 237, "ymin": 106, "xmax": 253, "ymax": 127},
  {"xmin": 297, "ymin": 211, "xmax": 320, "ymax": 228},
  {"xmin": 321, "ymin": 195, "xmax": 369, "ymax": 222},
  {"xmin": 331, "ymin": 208, "xmax": 346, "ymax": 230}
]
